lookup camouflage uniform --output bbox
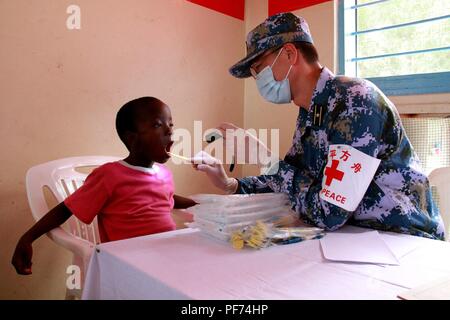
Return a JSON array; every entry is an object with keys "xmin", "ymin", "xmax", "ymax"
[
  {"xmin": 236, "ymin": 67, "xmax": 445, "ymax": 240},
  {"xmin": 229, "ymin": 13, "xmax": 445, "ymax": 240}
]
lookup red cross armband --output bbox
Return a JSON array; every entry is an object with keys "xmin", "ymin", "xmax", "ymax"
[{"xmin": 319, "ymin": 145, "xmax": 381, "ymax": 212}]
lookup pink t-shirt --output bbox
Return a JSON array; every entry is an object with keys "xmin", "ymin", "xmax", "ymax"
[{"xmin": 64, "ymin": 161, "xmax": 176, "ymax": 242}]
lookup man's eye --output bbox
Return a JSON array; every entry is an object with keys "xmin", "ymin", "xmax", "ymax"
[
  {"xmin": 169, "ymin": 123, "xmax": 174, "ymax": 127},
  {"xmin": 153, "ymin": 123, "xmax": 162, "ymax": 128}
]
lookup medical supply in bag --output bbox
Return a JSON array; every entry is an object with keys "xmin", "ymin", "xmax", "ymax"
[
  {"xmin": 230, "ymin": 221, "xmax": 325, "ymax": 250},
  {"xmin": 187, "ymin": 193, "xmax": 324, "ymax": 247}
]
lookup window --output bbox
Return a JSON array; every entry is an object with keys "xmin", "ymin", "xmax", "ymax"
[{"xmin": 338, "ymin": 0, "xmax": 450, "ymax": 95}]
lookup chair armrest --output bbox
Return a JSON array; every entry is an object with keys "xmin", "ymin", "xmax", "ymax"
[{"xmin": 46, "ymin": 227, "xmax": 95, "ymax": 263}]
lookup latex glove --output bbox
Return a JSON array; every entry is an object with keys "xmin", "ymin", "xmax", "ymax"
[
  {"xmin": 192, "ymin": 151, "xmax": 238, "ymax": 194},
  {"xmin": 217, "ymin": 122, "xmax": 273, "ymax": 168}
]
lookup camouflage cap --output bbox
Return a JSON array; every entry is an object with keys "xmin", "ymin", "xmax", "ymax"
[{"xmin": 229, "ymin": 12, "xmax": 314, "ymax": 79}]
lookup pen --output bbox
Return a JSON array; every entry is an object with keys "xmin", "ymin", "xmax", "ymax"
[
  {"xmin": 206, "ymin": 133, "xmax": 234, "ymax": 172},
  {"xmin": 275, "ymin": 233, "xmax": 325, "ymax": 245}
]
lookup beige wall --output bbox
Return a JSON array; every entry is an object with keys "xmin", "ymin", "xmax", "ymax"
[
  {"xmin": 391, "ymin": 93, "xmax": 450, "ymax": 115},
  {"xmin": 0, "ymin": 0, "xmax": 244, "ymax": 299}
]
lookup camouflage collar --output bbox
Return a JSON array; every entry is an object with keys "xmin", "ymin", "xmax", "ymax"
[
  {"xmin": 304, "ymin": 67, "xmax": 335, "ymax": 128},
  {"xmin": 309, "ymin": 67, "xmax": 335, "ymax": 110}
]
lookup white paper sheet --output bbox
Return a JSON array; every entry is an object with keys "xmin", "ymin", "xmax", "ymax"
[
  {"xmin": 398, "ymin": 276, "xmax": 450, "ymax": 300},
  {"xmin": 320, "ymin": 230, "xmax": 400, "ymax": 265},
  {"xmin": 379, "ymin": 232, "xmax": 421, "ymax": 259}
]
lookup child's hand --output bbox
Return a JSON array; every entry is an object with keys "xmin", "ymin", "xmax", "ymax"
[{"xmin": 11, "ymin": 236, "xmax": 33, "ymax": 275}]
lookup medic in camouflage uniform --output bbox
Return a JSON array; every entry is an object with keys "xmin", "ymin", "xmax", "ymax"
[{"xmin": 229, "ymin": 13, "xmax": 445, "ymax": 240}]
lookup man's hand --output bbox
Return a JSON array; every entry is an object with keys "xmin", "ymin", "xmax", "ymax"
[
  {"xmin": 11, "ymin": 236, "xmax": 33, "ymax": 275},
  {"xmin": 217, "ymin": 122, "xmax": 273, "ymax": 167},
  {"xmin": 192, "ymin": 151, "xmax": 238, "ymax": 194}
]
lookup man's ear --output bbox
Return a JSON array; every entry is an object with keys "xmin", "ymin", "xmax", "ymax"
[{"xmin": 284, "ymin": 43, "xmax": 298, "ymax": 65}]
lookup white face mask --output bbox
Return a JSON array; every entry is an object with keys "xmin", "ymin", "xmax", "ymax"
[{"xmin": 254, "ymin": 48, "xmax": 293, "ymax": 104}]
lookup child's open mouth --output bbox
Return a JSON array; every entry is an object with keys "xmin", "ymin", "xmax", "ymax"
[
  {"xmin": 165, "ymin": 141, "xmax": 174, "ymax": 155},
  {"xmin": 165, "ymin": 142, "xmax": 192, "ymax": 162}
]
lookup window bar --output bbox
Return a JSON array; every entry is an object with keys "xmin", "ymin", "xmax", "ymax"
[
  {"xmin": 350, "ymin": 0, "xmax": 389, "ymax": 10},
  {"xmin": 351, "ymin": 46, "xmax": 450, "ymax": 62},
  {"xmin": 350, "ymin": 14, "xmax": 450, "ymax": 36}
]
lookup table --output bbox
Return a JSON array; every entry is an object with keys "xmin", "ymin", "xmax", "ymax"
[{"xmin": 82, "ymin": 226, "xmax": 450, "ymax": 299}]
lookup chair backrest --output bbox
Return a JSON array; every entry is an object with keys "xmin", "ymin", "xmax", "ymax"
[
  {"xmin": 26, "ymin": 156, "xmax": 122, "ymax": 245},
  {"xmin": 429, "ymin": 166, "xmax": 450, "ymax": 241}
]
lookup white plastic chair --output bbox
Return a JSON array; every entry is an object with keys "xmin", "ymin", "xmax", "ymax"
[
  {"xmin": 429, "ymin": 167, "xmax": 450, "ymax": 241},
  {"xmin": 25, "ymin": 156, "xmax": 121, "ymax": 298}
]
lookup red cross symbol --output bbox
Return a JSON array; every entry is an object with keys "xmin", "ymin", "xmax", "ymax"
[{"xmin": 324, "ymin": 159, "xmax": 345, "ymax": 186}]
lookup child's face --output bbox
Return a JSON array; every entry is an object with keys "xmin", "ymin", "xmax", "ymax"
[{"xmin": 129, "ymin": 103, "xmax": 174, "ymax": 164}]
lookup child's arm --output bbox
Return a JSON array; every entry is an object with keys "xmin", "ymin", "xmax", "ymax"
[
  {"xmin": 173, "ymin": 194, "xmax": 197, "ymax": 209},
  {"xmin": 11, "ymin": 202, "xmax": 73, "ymax": 275}
]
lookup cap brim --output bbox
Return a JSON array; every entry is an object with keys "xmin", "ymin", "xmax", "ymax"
[{"xmin": 229, "ymin": 50, "xmax": 265, "ymax": 79}]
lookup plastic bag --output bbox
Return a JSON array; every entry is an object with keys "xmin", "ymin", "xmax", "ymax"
[
  {"xmin": 189, "ymin": 209, "xmax": 298, "ymax": 242},
  {"xmin": 187, "ymin": 193, "xmax": 318, "ymax": 245},
  {"xmin": 190, "ymin": 203, "xmax": 293, "ymax": 224},
  {"xmin": 230, "ymin": 221, "xmax": 325, "ymax": 250},
  {"xmin": 190, "ymin": 192, "xmax": 290, "ymax": 206}
]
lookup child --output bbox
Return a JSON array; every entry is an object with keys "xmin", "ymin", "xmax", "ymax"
[{"xmin": 12, "ymin": 96, "xmax": 196, "ymax": 275}]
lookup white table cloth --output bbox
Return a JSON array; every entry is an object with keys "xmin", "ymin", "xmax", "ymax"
[{"xmin": 82, "ymin": 225, "xmax": 450, "ymax": 300}]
